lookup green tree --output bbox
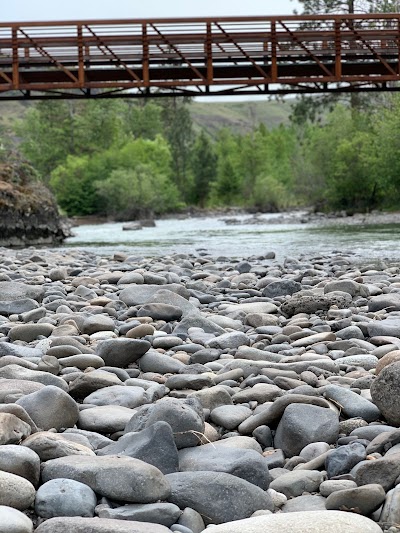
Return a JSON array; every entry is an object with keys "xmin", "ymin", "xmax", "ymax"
[
  {"xmin": 190, "ymin": 131, "xmax": 217, "ymax": 206},
  {"xmin": 125, "ymin": 101, "xmax": 164, "ymax": 140},
  {"xmin": 159, "ymin": 97, "xmax": 194, "ymax": 200}
]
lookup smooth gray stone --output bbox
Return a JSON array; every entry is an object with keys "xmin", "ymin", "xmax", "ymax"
[
  {"xmin": 145, "ymin": 289, "xmax": 200, "ymax": 317},
  {"xmin": 274, "ymin": 404, "xmax": 339, "ymax": 458},
  {"xmin": 63, "ymin": 428, "xmax": 113, "ymax": 451},
  {"xmin": 177, "ymin": 507, "xmax": 205, "ymax": 533},
  {"xmin": 380, "ymin": 485, "xmax": 400, "ymax": 527},
  {"xmin": 0, "ymin": 445, "xmax": 40, "ymax": 487},
  {"xmin": 210, "ymin": 405, "xmax": 252, "ymax": 430},
  {"xmin": 42, "ymin": 455, "xmax": 171, "ymax": 503},
  {"xmin": 125, "ymin": 397, "xmax": 204, "ymax": 449},
  {"xmin": 96, "ymin": 339, "xmax": 150, "ymax": 368},
  {"xmin": 353, "ymin": 452, "xmax": 400, "ymax": 491},
  {"xmin": 35, "ymin": 478, "xmax": 97, "ymax": 518},
  {"xmin": 368, "ymin": 293, "xmax": 400, "ymax": 312},
  {"xmin": 0, "ymin": 365, "xmax": 68, "ymax": 391},
  {"xmin": 325, "ymin": 443, "xmax": 366, "ymax": 478},
  {"xmin": 21, "ymin": 432, "xmax": 95, "ymax": 461},
  {"xmin": 81, "ymin": 315, "xmax": 115, "ymax": 335},
  {"xmin": 78, "ymin": 405, "xmax": 135, "ymax": 433},
  {"xmin": 350, "ymin": 424, "xmax": 397, "ymax": 440},
  {"xmin": 165, "ymin": 374, "xmax": 212, "ymax": 391},
  {"xmin": 178, "ymin": 444, "xmax": 271, "ymax": 489},
  {"xmin": 0, "ymin": 299, "xmax": 39, "ymax": 316},
  {"xmin": 281, "ymin": 494, "xmax": 327, "ymax": 513},
  {"xmin": 0, "ymin": 471, "xmax": 35, "ymax": 511},
  {"xmin": 319, "ymin": 384, "xmax": 381, "ymax": 422},
  {"xmin": 97, "ymin": 502, "xmax": 181, "ymax": 527},
  {"xmin": 239, "ymin": 394, "xmax": 331, "ymax": 435},
  {"xmin": 0, "ymin": 505, "xmax": 33, "ymax": 533},
  {"xmin": 138, "ymin": 303, "xmax": 182, "ymax": 321},
  {"xmin": 371, "ymin": 361, "xmax": 400, "ymax": 426},
  {"xmin": 8, "ymin": 323, "xmax": 54, "ymax": 343},
  {"xmin": 270, "ymin": 470, "xmax": 324, "ymax": 499},
  {"xmin": 34, "ymin": 517, "xmax": 171, "ymax": 532},
  {"xmin": 320, "ymin": 480, "xmax": 358, "ymax": 497},
  {"xmin": 120, "ymin": 284, "xmax": 190, "ymax": 306},
  {"xmin": 166, "ymin": 471, "xmax": 273, "ymax": 525},
  {"xmin": 189, "ymin": 386, "xmax": 233, "ymax": 411},
  {"xmin": 207, "ymin": 331, "xmax": 250, "ymax": 350},
  {"xmin": 205, "ymin": 511, "xmax": 382, "ymax": 532},
  {"xmin": 0, "ymin": 282, "xmax": 44, "ymax": 303},
  {"xmin": 220, "ymin": 358, "xmax": 338, "ymax": 379},
  {"xmin": 98, "ymin": 421, "xmax": 179, "ymax": 474},
  {"xmin": 173, "ymin": 315, "xmax": 225, "ymax": 337},
  {"xmin": 139, "ymin": 351, "xmax": 185, "ymax": 374},
  {"xmin": 300, "ymin": 442, "xmax": 330, "ymax": 462},
  {"xmin": 69, "ymin": 370, "xmax": 123, "ymax": 400},
  {"xmin": 366, "ymin": 428, "xmax": 400, "ymax": 455},
  {"xmin": 17, "ymin": 385, "xmax": 79, "ymax": 431},
  {"xmin": 83, "ymin": 386, "xmax": 147, "ymax": 408},
  {"xmin": 325, "ymin": 484, "xmax": 386, "ymax": 515},
  {"xmin": 0, "ymin": 343, "xmax": 43, "ymax": 359}
]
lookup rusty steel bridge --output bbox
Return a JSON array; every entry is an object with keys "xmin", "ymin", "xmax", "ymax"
[{"xmin": 1, "ymin": 13, "xmax": 400, "ymax": 99}]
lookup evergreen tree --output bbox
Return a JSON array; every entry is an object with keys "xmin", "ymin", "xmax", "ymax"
[{"xmin": 190, "ymin": 131, "xmax": 217, "ymax": 207}]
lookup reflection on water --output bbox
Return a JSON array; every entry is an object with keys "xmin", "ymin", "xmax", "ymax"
[{"xmin": 62, "ymin": 215, "xmax": 400, "ymax": 262}]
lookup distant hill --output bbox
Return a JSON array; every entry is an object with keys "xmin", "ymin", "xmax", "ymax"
[
  {"xmin": 0, "ymin": 97, "xmax": 293, "ymax": 139},
  {"xmin": 190, "ymin": 98, "xmax": 293, "ymax": 137}
]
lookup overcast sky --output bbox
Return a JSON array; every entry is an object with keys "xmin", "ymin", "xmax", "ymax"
[{"xmin": 5, "ymin": 1, "xmax": 301, "ymax": 22}]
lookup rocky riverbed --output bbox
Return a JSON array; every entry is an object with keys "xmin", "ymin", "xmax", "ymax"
[{"xmin": 1, "ymin": 247, "xmax": 400, "ymax": 532}]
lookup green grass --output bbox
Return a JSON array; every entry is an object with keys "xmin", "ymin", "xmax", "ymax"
[{"xmin": 190, "ymin": 98, "xmax": 293, "ymax": 137}]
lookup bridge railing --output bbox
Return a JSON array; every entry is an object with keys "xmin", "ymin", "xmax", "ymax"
[{"xmin": 0, "ymin": 13, "xmax": 399, "ymax": 98}]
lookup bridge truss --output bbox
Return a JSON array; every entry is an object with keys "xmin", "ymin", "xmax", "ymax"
[{"xmin": 1, "ymin": 13, "xmax": 400, "ymax": 99}]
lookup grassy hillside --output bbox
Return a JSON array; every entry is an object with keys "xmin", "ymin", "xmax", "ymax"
[
  {"xmin": 190, "ymin": 98, "xmax": 293, "ymax": 137},
  {"xmin": 0, "ymin": 97, "xmax": 293, "ymax": 139}
]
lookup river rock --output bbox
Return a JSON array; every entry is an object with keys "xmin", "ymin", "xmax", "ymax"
[
  {"xmin": 22, "ymin": 432, "xmax": 95, "ymax": 461},
  {"xmin": 97, "ymin": 502, "xmax": 181, "ymax": 527},
  {"xmin": 206, "ymin": 511, "xmax": 382, "ymax": 532},
  {"xmin": 269, "ymin": 470, "xmax": 324, "ymax": 498},
  {"xmin": 125, "ymin": 397, "xmax": 204, "ymax": 448},
  {"xmin": 371, "ymin": 361, "xmax": 400, "ymax": 425},
  {"xmin": 353, "ymin": 452, "xmax": 400, "ymax": 490},
  {"xmin": 0, "ymin": 505, "xmax": 33, "ymax": 533},
  {"xmin": 35, "ymin": 517, "xmax": 171, "ymax": 532},
  {"xmin": 380, "ymin": 485, "xmax": 400, "ymax": 528},
  {"xmin": 0, "ymin": 281, "xmax": 44, "ymax": 303},
  {"xmin": 0, "ymin": 444, "xmax": 40, "ymax": 487},
  {"xmin": 319, "ymin": 384, "xmax": 381, "ymax": 422},
  {"xmin": 96, "ymin": 338, "xmax": 150, "ymax": 368},
  {"xmin": 83, "ymin": 385, "xmax": 148, "ymax": 408},
  {"xmin": 42, "ymin": 455, "xmax": 171, "ymax": 503},
  {"xmin": 178, "ymin": 444, "xmax": 270, "ymax": 489},
  {"xmin": 35, "ymin": 478, "xmax": 97, "ymax": 518},
  {"xmin": 281, "ymin": 292, "xmax": 352, "ymax": 317},
  {"xmin": 0, "ymin": 471, "xmax": 36, "ymax": 510},
  {"xmin": 98, "ymin": 421, "xmax": 179, "ymax": 474},
  {"xmin": 325, "ymin": 483, "xmax": 386, "ymax": 515},
  {"xmin": 78, "ymin": 405, "xmax": 135, "ymax": 433},
  {"xmin": 0, "ymin": 413, "xmax": 31, "ymax": 444},
  {"xmin": 166, "ymin": 471, "xmax": 273, "ymax": 524},
  {"xmin": 325, "ymin": 442, "xmax": 366, "ymax": 478},
  {"xmin": 274, "ymin": 403, "xmax": 339, "ymax": 457},
  {"xmin": 210, "ymin": 405, "xmax": 252, "ymax": 429},
  {"xmin": 16, "ymin": 385, "xmax": 79, "ymax": 431},
  {"xmin": 120, "ymin": 284, "xmax": 189, "ymax": 306}
]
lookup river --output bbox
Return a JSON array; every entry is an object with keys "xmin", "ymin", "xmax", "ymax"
[{"xmin": 62, "ymin": 212, "xmax": 400, "ymax": 264}]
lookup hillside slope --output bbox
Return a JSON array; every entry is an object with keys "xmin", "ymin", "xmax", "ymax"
[
  {"xmin": 0, "ymin": 98, "xmax": 293, "ymax": 139},
  {"xmin": 190, "ymin": 99, "xmax": 293, "ymax": 136}
]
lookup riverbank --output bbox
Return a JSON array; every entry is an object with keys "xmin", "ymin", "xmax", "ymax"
[{"xmin": 0, "ymin": 247, "xmax": 399, "ymax": 531}]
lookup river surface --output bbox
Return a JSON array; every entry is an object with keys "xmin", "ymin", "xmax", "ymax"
[{"xmin": 63, "ymin": 213, "xmax": 400, "ymax": 264}]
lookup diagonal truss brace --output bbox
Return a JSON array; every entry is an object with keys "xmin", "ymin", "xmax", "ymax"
[
  {"xmin": 343, "ymin": 19, "xmax": 398, "ymax": 77},
  {"xmin": 149, "ymin": 23, "xmax": 207, "ymax": 81},
  {"xmin": 84, "ymin": 25, "xmax": 143, "ymax": 85},
  {"xmin": 214, "ymin": 22, "xmax": 271, "ymax": 80},
  {"xmin": 279, "ymin": 21, "xmax": 335, "ymax": 78},
  {"xmin": 18, "ymin": 28, "xmax": 79, "ymax": 83}
]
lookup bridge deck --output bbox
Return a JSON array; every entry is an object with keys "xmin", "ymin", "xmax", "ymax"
[{"xmin": 1, "ymin": 14, "xmax": 400, "ymax": 99}]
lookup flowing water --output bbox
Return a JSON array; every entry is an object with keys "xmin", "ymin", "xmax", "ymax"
[{"xmin": 62, "ymin": 213, "xmax": 400, "ymax": 264}]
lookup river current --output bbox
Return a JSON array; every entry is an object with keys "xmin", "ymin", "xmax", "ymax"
[{"xmin": 63, "ymin": 213, "xmax": 400, "ymax": 264}]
